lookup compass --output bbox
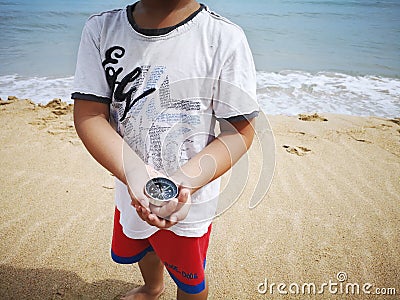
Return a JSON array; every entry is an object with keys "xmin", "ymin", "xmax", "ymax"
[{"xmin": 145, "ymin": 177, "xmax": 178, "ymax": 207}]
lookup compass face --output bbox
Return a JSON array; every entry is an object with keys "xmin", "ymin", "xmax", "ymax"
[{"xmin": 145, "ymin": 177, "xmax": 178, "ymax": 204}]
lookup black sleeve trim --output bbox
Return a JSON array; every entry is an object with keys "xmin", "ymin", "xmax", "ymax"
[
  {"xmin": 221, "ymin": 111, "xmax": 259, "ymax": 123},
  {"xmin": 71, "ymin": 92, "xmax": 111, "ymax": 104}
]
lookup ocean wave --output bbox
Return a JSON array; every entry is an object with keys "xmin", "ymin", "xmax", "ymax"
[
  {"xmin": 0, "ymin": 72, "xmax": 399, "ymax": 118},
  {"xmin": 257, "ymin": 70, "xmax": 400, "ymax": 117},
  {"xmin": 0, "ymin": 75, "xmax": 74, "ymax": 104}
]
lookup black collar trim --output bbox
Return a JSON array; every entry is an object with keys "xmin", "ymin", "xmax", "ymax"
[{"xmin": 127, "ymin": 3, "xmax": 205, "ymax": 36}]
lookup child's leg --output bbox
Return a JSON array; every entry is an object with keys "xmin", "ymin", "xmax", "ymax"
[
  {"xmin": 149, "ymin": 225, "xmax": 212, "ymax": 299},
  {"xmin": 111, "ymin": 208, "xmax": 164, "ymax": 299},
  {"xmin": 122, "ymin": 251, "xmax": 165, "ymax": 300},
  {"xmin": 177, "ymin": 279, "xmax": 208, "ymax": 300}
]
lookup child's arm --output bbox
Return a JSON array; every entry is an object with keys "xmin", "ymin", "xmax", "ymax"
[
  {"xmin": 175, "ymin": 118, "xmax": 256, "ymax": 192},
  {"xmin": 74, "ymin": 100, "xmax": 127, "ymax": 184},
  {"xmin": 74, "ymin": 99, "xmax": 192, "ymax": 228},
  {"xmin": 74, "ymin": 99, "xmax": 182, "ymax": 211},
  {"xmin": 136, "ymin": 117, "xmax": 256, "ymax": 227}
]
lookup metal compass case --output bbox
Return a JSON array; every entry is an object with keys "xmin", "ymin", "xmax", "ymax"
[{"xmin": 145, "ymin": 177, "xmax": 179, "ymax": 207}]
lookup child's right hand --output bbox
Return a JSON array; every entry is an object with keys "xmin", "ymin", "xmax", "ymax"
[{"xmin": 126, "ymin": 164, "xmax": 159, "ymax": 212}]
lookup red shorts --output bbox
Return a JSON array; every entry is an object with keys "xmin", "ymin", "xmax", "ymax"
[{"xmin": 111, "ymin": 208, "xmax": 211, "ymax": 294}]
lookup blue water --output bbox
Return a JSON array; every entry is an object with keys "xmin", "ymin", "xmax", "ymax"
[
  {"xmin": 0, "ymin": 0, "xmax": 399, "ymax": 117},
  {"xmin": 212, "ymin": 0, "xmax": 400, "ymax": 77},
  {"xmin": 0, "ymin": 0, "xmax": 124, "ymax": 77}
]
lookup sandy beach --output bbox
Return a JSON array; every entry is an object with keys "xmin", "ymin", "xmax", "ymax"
[{"xmin": 0, "ymin": 97, "xmax": 399, "ymax": 299}]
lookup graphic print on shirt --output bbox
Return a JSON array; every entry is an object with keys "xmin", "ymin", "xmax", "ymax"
[
  {"xmin": 102, "ymin": 46, "xmax": 157, "ymax": 122},
  {"xmin": 102, "ymin": 45, "xmax": 206, "ymax": 174}
]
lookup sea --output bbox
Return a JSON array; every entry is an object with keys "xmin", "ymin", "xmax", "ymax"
[{"xmin": 0, "ymin": 0, "xmax": 399, "ymax": 117}]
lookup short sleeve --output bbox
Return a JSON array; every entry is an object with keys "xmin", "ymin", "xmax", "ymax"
[
  {"xmin": 213, "ymin": 29, "xmax": 259, "ymax": 120},
  {"xmin": 71, "ymin": 17, "xmax": 112, "ymax": 104}
]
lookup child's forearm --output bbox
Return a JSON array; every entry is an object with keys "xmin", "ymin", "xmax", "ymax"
[
  {"xmin": 172, "ymin": 118, "xmax": 255, "ymax": 193},
  {"xmin": 74, "ymin": 101, "xmax": 127, "ymax": 184},
  {"xmin": 73, "ymin": 99, "xmax": 154, "ymax": 188}
]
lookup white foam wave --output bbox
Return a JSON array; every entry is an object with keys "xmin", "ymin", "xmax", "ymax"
[
  {"xmin": 0, "ymin": 74, "xmax": 74, "ymax": 104},
  {"xmin": 0, "ymin": 72, "xmax": 399, "ymax": 118},
  {"xmin": 257, "ymin": 70, "xmax": 400, "ymax": 118}
]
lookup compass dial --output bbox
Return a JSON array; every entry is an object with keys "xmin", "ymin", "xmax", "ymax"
[{"xmin": 145, "ymin": 177, "xmax": 178, "ymax": 206}]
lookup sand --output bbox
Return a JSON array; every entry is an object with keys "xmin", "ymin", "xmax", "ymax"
[{"xmin": 0, "ymin": 97, "xmax": 399, "ymax": 299}]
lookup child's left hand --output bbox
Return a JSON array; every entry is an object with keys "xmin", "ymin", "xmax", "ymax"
[{"xmin": 134, "ymin": 187, "xmax": 192, "ymax": 229}]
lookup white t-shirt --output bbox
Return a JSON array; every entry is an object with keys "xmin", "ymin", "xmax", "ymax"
[{"xmin": 72, "ymin": 3, "xmax": 259, "ymax": 238}]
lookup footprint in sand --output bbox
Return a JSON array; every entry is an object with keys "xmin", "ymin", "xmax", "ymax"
[
  {"xmin": 0, "ymin": 96, "xmax": 19, "ymax": 105},
  {"xmin": 40, "ymin": 98, "xmax": 73, "ymax": 115},
  {"xmin": 298, "ymin": 113, "xmax": 328, "ymax": 122},
  {"xmin": 283, "ymin": 145, "xmax": 311, "ymax": 156},
  {"xmin": 388, "ymin": 118, "xmax": 400, "ymax": 126}
]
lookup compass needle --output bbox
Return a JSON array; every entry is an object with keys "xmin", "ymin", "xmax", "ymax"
[{"xmin": 145, "ymin": 177, "xmax": 178, "ymax": 207}]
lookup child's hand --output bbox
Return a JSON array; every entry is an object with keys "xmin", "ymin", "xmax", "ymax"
[
  {"xmin": 135, "ymin": 187, "xmax": 192, "ymax": 229},
  {"xmin": 127, "ymin": 164, "xmax": 162, "ymax": 212},
  {"xmin": 126, "ymin": 163, "xmax": 192, "ymax": 228}
]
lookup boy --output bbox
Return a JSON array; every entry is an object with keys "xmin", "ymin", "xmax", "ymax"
[{"xmin": 72, "ymin": 0, "xmax": 258, "ymax": 299}]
